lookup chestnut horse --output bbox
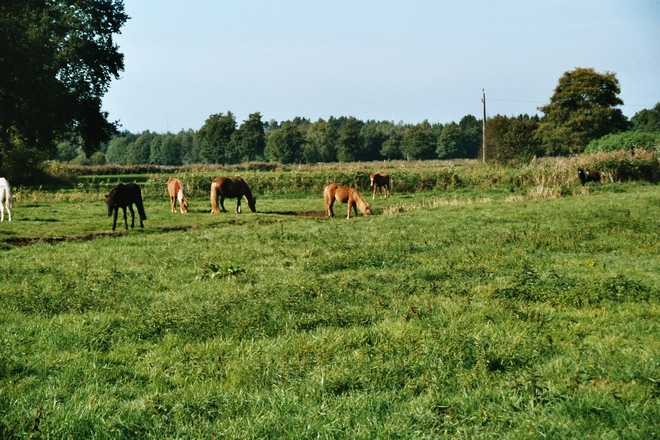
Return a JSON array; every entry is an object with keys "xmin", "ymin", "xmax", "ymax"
[
  {"xmin": 167, "ymin": 177, "xmax": 188, "ymax": 213},
  {"xmin": 577, "ymin": 168, "xmax": 601, "ymax": 187},
  {"xmin": 0, "ymin": 177, "xmax": 12, "ymax": 222},
  {"xmin": 105, "ymin": 183, "xmax": 147, "ymax": 231},
  {"xmin": 370, "ymin": 172, "xmax": 391, "ymax": 199},
  {"xmin": 210, "ymin": 176, "xmax": 256, "ymax": 213},
  {"xmin": 324, "ymin": 183, "xmax": 372, "ymax": 219}
]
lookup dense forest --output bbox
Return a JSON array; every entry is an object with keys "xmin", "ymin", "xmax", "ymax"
[{"xmin": 60, "ymin": 101, "xmax": 660, "ymax": 167}]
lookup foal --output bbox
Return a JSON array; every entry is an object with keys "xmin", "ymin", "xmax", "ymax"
[
  {"xmin": 370, "ymin": 172, "xmax": 391, "ymax": 199},
  {"xmin": 577, "ymin": 168, "xmax": 601, "ymax": 187},
  {"xmin": 167, "ymin": 177, "xmax": 188, "ymax": 213}
]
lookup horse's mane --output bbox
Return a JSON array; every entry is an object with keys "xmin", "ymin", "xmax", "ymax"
[{"xmin": 351, "ymin": 189, "xmax": 371, "ymax": 215}]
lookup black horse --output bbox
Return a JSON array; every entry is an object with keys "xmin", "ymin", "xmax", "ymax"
[
  {"xmin": 105, "ymin": 183, "xmax": 147, "ymax": 231},
  {"xmin": 577, "ymin": 168, "xmax": 601, "ymax": 187}
]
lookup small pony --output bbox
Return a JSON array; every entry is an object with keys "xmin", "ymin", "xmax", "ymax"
[
  {"xmin": 577, "ymin": 168, "xmax": 601, "ymax": 187},
  {"xmin": 167, "ymin": 177, "xmax": 188, "ymax": 213},
  {"xmin": 0, "ymin": 177, "xmax": 12, "ymax": 222},
  {"xmin": 105, "ymin": 183, "xmax": 147, "ymax": 231},
  {"xmin": 324, "ymin": 183, "xmax": 372, "ymax": 219},
  {"xmin": 370, "ymin": 172, "xmax": 391, "ymax": 199},
  {"xmin": 210, "ymin": 176, "xmax": 256, "ymax": 213}
]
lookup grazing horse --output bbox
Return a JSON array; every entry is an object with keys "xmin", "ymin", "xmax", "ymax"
[
  {"xmin": 0, "ymin": 178, "xmax": 12, "ymax": 222},
  {"xmin": 210, "ymin": 176, "xmax": 256, "ymax": 213},
  {"xmin": 324, "ymin": 183, "xmax": 372, "ymax": 219},
  {"xmin": 167, "ymin": 177, "xmax": 188, "ymax": 213},
  {"xmin": 577, "ymin": 168, "xmax": 601, "ymax": 187},
  {"xmin": 105, "ymin": 183, "xmax": 147, "ymax": 231},
  {"xmin": 370, "ymin": 172, "xmax": 391, "ymax": 199}
]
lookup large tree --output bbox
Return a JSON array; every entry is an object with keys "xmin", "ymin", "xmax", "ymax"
[
  {"xmin": 401, "ymin": 120, "xmax": 436, "ymax": 160},
  {"xmin": 336, "ymin": 117, "xmax": 363, "ymax": 162},
  {"xmin": 196, "ymin": 112, "xmax": 236, "ymax": 164},
  {"xmin": 303, "ymin": 119, "xmax": 338, "ymax": 163},
  {"xmin": 631, "ymin": 103, "xmax": 660, "ymax": 134},
  {"xmin": 537, "ymin": 67, "xmax": 629, "ymax": 155},
  {"xmin": 0, "ymin": 0, "xmax": 128, "ymax": 176},
  {"xmin": 265, "ymin": 122, "xmax": 304, "ymax": 164}
]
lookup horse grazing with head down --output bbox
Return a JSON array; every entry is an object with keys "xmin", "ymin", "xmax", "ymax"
[
  {"xmin": 577, "ymin": 168, "xmax": 601, "ymax": 187},
  {"xmin": 105, "ymin": 183, "xmax": 147, "ymax": 231},
  {"xmin": 370, "ymin": 172, "xmax": 391, "ymax": 199},
  {"xmin": 210, "ymin": 176, "xmax": 256, "ymax": 213},
  {"xmin": 167, "ymin": 177, "xmax": 188, "ymax": 213},
  {"xmin": 0, "ymin": 178, "xmax": 12, "ymax": 222},
  {"xmin": 324, "ymin": 183, "xmax": 372, "ymax": 219}
]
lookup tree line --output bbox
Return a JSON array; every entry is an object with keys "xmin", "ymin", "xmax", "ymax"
[
  {"xmin": 61, "ymin": 113, "xmax": 483, "ymax": 166},
  {"xmin": 62, "ymin": 95, "xmax": 659, "ymax": 167}
]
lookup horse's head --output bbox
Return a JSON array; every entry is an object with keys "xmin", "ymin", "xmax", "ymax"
[
  {"xmin": 181, "ymin": 196, "xmax": 189, "ymax": 213},
  {"xmin": 364, "ymin": 205, "xmax": 372, "ymax": 216},
  {"xmin": 577, "ymin": 168, "xmax": 586, "ymax": 184},
  {"xmin": 247, "ymin": 196, "xmax": 257, "ymax": 212},
  {"xmin": 370, "ymin": 174, "xmax": 375, "ymax": 186},
  {"xmin": 105, "ymin": 194, "xmax": 113, "ymax": 216}
]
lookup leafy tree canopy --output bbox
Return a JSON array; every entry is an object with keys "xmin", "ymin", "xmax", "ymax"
[
  {"xmin": 537, "ymin": 68, "xmax": 629, "ymax": 154},
  {"xmin": 631, "ymin": 103, "xmax": 660, "ymax": 134},
  {"xmin": 0, "ymin": 0, "xmax": 128, "ymax": 174}
]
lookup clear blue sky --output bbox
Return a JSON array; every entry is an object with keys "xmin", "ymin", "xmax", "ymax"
[{"xmin": 102, "ymin": 0, "xmax": 660, "ymax": 134}]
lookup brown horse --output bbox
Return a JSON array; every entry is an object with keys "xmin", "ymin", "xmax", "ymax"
[
  {"xmin": 210, "ymin": 176, "xmax": 256, "ymax": 213},
  {"xmin": 167, "ymin": 177, "xmax": 188, "ymax": 213},
  {"xmin": 370, "ymin": 172, "xmax": 391, "ymax": 199},
  {"xmin": 577, "ymin": 168, "xmax": 601, "ymax": 187},
  {"xmin": 324, "ymin": 183, "xmax": 372, "ymax": 219},
  {"xmin": 105, "ymin": 183, "xmax": 147, "ymax": 231}
]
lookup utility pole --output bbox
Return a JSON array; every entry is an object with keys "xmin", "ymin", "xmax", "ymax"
[{"xmin": 482, "ymin": 89, "xmax": 487, "ymax": 163}]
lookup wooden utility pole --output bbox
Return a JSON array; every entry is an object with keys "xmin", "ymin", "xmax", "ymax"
[{"xmin": 482, "ymin": 89, "xmax": 487, "ymax": 162}]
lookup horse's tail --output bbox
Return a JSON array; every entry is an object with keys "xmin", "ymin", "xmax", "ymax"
[
  {"xmin": 137, "ymin": 199, "xmax": 147, "ymax": 221},
  {"xmin": 135, "ymin": 187, "xmax": 147, "ymax": 220},
  {"xmin": 210, "ymin": 180, "xmax": 220, "ymax": 213}
]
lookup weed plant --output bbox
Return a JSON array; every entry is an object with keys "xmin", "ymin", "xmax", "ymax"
[{"xmin": 0, "ymin": 171, "xmax": 659, "ymax": 438}]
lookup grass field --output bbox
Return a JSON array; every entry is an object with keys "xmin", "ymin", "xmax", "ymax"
[{"xmin": 1, "ymin": 173, "xmax": 659, "ymax": 438}]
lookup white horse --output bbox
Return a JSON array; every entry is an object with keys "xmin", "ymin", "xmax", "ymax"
[{"xmin": 0, "ymin": 178, "xmax": 12, "ymax": 222}]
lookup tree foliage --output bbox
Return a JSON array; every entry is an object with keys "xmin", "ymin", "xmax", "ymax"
[
  {"xmin": 631, "ymin": 103, "xmax": 660, "ymax": 134},
  {"xmin": 0, "ymin": 0, "xmax": 128, "ymax": 176},
  {"xmin": 537, "ymin": 68, "xmax": 629, "ymax": 154},
  {"xmin": 196, "ymin": 112, "xmax": 236, "ymax": 164},
  {"xmin": 486, "ymin": 115, "xmax": 540, "ymax": 162},
  {"xmin": 265, "ymin": 122, "xmax": 304, "ymax": 164}
]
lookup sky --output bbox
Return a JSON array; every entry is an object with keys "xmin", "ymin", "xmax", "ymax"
[{"xmin": 101, "ymin": 0, "xmax": 660, "ymax": 134}]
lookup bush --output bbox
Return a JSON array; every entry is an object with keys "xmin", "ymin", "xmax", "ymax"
[{"xmin": 585, "ymin": 131, "xmax": 660, "ymax": 153}]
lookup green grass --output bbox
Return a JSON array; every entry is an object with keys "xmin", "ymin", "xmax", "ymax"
[{"xmin": 1, "ymin": 181, "xmax": 659, "ymax": 438}]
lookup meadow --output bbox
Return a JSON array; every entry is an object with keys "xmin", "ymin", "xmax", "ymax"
[{"xmin": 1, "ymin": 157, "xmax": 659, "ymax": 438}]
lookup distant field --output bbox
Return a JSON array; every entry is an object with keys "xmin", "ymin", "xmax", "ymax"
[{"xmin": 1, "ymin": 172, "xmax": 659, "ymax": 438}]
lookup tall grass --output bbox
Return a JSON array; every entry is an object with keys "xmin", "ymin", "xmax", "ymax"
[{"xmin": 28, "ymin": 150, "xmax": 658, "ymax": 204}]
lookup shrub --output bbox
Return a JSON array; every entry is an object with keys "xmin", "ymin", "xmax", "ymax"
[{"xmin": 585, "ymin": 131, "xmax": 660, "ymax": 153}]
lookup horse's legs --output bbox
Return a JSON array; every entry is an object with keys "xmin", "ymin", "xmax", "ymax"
[
  {"xmin": 0, "ymin": 204, "xmax": 4, "ymax": 222},
  {"xmin": 220, "ymin": 197, "xmax": 227, "ymax": 212},
  {"xmin": 128, "ymin": 205, "xmax": 136, "ymax": 229},
  {"xmin": 236, "ymin": 198, "xmax": 241, "ymax": 214},
  {"xmin": 170, "ymin": 195, "xmax": 176, "ymax": 212},
  {"xmin": 112, "ymin": 207, "xmax": 119, "ymax": 231},
  {"xmin": 327, "ymin": 199, "xmax": 335, "ymax": 217},
  {"xmin": 372, "ymin": 186, "xmax": 376, "ymax": 200}
]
